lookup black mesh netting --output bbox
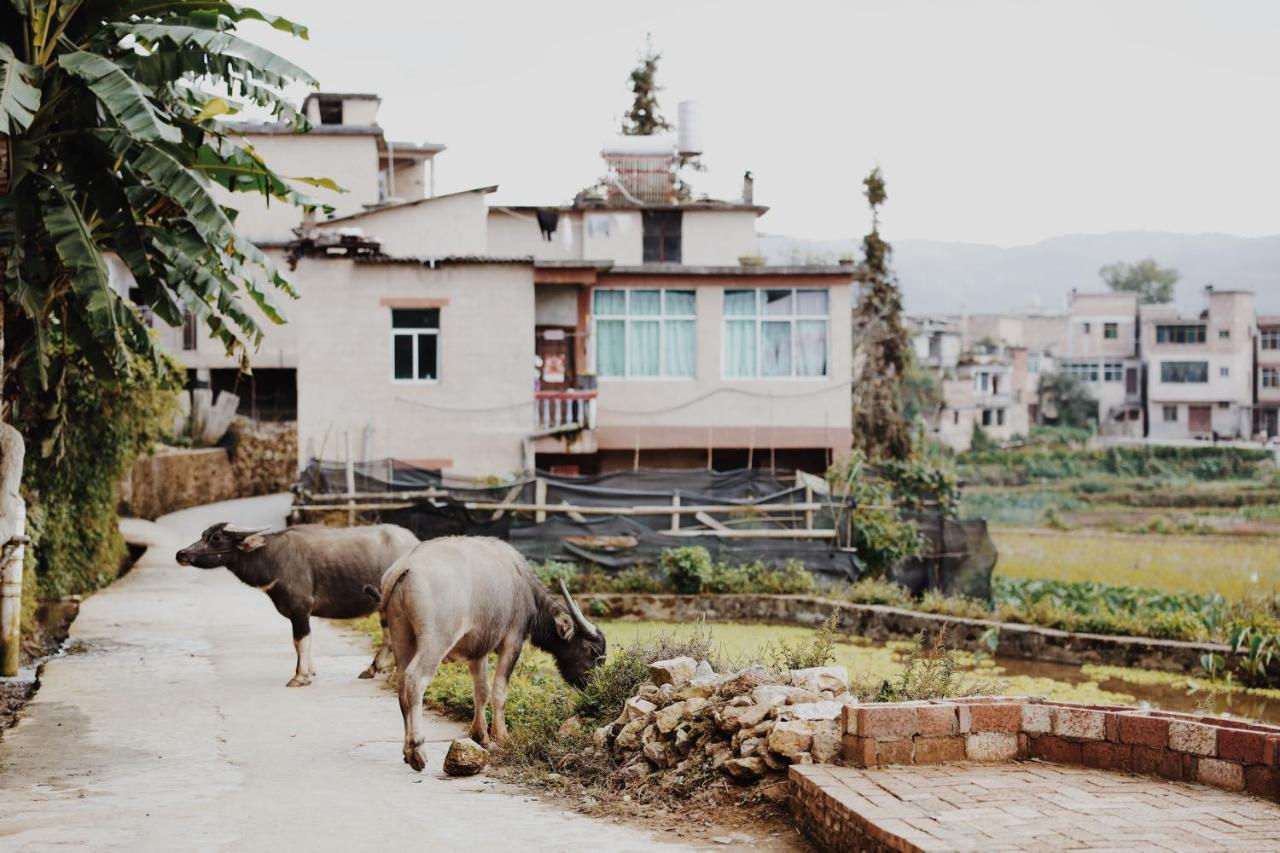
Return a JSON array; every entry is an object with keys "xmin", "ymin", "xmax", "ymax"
[{"xmin": 295, "ymin": 460, "xmax": 996, "ymax": 598}]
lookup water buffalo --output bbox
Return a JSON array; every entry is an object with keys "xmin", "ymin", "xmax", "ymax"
[
  {"xmin": 369, "ymin": 536, "xmax": 606, "ymax": 771},
  {"xmin": 176, "ymin": 522, "xmax": 418, "ymax": 686}
]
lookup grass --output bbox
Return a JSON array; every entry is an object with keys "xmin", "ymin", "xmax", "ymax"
[{"xmin": 991, "ymin": 528, "xmax": 1280, "ymax": 600}]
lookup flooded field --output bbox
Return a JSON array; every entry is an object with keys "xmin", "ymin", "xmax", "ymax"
[{"xmin": 598, "ymin": 619, "xmax": 1280, "ymax": 725}]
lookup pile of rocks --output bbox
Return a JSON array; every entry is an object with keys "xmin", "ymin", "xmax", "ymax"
[{"xmin": 587, "ymin": 656, "xmax": 856, "ymax": 786}]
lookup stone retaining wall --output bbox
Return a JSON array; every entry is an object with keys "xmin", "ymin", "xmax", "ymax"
[{"xmin": 584, "ymin": 592, "xmax": 1235, "ymax": 678}]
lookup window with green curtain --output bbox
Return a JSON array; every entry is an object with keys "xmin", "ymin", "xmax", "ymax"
[
  {"xmin": 591, "ymin": 288, "xmax": 695, "ymax": 377},
  {"xmin": 724, "ymin": 320, "xmax": 756, "ymax": 377},
  {"xmin": 761, "ymin": 321, "xmax": 792, "ymax": 376}
]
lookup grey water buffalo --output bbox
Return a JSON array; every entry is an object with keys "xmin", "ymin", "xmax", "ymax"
[
  {"xmin": 368, "ymin": 536, "xmax": 606, "ymax": 771},
  {"xmin": 176, "ymin": 522, "xmax": 418, "ymax": 686}
]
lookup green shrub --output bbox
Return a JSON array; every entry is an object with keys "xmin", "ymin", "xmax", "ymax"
[
  {"xmin": 915, "ymin": 591, "xmax": 991, "ymax": 620},
  {"xmin": 658, "ymin": 546, "xmax": 714, "ymax": 594},
  {"xmin": 609, "ymin": 566, "xmax": 667, "ymax": 594},
  {"xmin": 19, "ymin": 351, "xmax": 180, "ymax": 606},
  {"xmin": 844, "ymin": 577, "xmax": 913, "ymax": 608},
  {"xmin": 750, "ymin": 559, "xmax": 818, "ymax": 595},
  {"xmin": 865, "ymin": 631, "xmax": 999, "ymax": 703},
  {"xmin": 532, "ymin": 560, "xmax": 578, "ymax": 590},
  {"xmin": 763, "ymin": 607, "xmax": 841, "ymax": 671}
]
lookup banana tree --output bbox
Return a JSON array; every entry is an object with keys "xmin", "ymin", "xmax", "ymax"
[{"xmin": 0, "ymin": 0, "xmax": 332, "ymax": 674}]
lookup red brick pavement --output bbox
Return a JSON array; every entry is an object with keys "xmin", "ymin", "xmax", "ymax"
[{"xmin": 791, "ymin": 760, "xmax": 1280, "ymax": 851}]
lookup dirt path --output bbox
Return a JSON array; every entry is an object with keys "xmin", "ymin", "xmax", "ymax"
[{"xmin": 0, "ymin": 495, "xmax": 713, "ymax": 852}]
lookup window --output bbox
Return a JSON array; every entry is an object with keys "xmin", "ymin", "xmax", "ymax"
[
  {"xmin": 975, "ymin": 371, "xmax": 992, "ymax": 394},
  {"xmin": 1160, "ymin": 361, "xmax": 1209, "ymax": 383},
  {"xmin": 1082, "ymin": 322, "xmax": 1092, "ymax": 335},
  {"xmin": 1218, "ymin": 329, "xmax": 1231, "ymax": 340},
  {"xmin": 1062, "ymin": 361, "xmax": 1099, "ymax": 383},
  {"xmin": 641, "ymin": 211, "xmax": 682, "ymax": 263},
  {"xmin": 391, "ymin": 308, "xmax": 439, "ymax": 381},
  {"xmin": 1217, "ymin": 401, "xmax": 1231, "ymax": 410},
  {"xmin": 593, "ymin": 289, "xmax": 695, "ymax": 378},
  {"xmin": 1027, "ymin": 350, "xmax": 1041, "ymax": 374},
  {"xmin": 181, "ymin": 311, "xmax": 198, "ymax": 351},
  {"xmin": 996, "ymin": 409, "xmax": 1006, "ymax": 426},
  {"xmin": 982, "ymin": 409, "xmax": 993, "ymax": 426},
  {"xmin": 1163, "ymin": 406, "xmax": 1178, "ymax": 422},
  {"xmin": 953, "ymin": 411, "xmax": 959, "ymax": 425},
  {"xmin": 1103, "ymin": 362, "xmax": 1123, "ymax": 382},
  {"xmin": 1263, "ymin": 367, "xmax": 1279, "ymax": 389},
  {"xmin": 317, "ymin": 97, "xmax": 343, "ymax": 125},
  {"xmin": 723, "ymin": 288, "xmax": 829, "ymax": 378},
  {"xmin": 1262, "ymin": 329, "xmax": 1280, "ymax": 350},
  {"xmin": 1220, "ymin": 366, "xmax": 1230, "ymax": 378},
  {"xmin": 1156, "ymin": 324, "xmax": 1206, "ymax": 344},
  {"xmin": 1104, "ymin": 323, "xmax": 1118, "ymax": 339}
]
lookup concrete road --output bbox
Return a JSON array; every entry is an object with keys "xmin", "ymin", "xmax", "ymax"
[{"xmin": 0, "ymin": 495, "xmax": 700, "ymax": 852}]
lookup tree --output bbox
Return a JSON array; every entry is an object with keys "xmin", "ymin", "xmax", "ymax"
[
  {"xmin": 621, "ymin": 35, "xmax": 671, "ymax": 136},
  {"xmin": 851, "ymin": 167, "xmax": 912, "ymax": 461},
  {"xmin": 1038, "ymin": 372, "xmax": 1097, "ymax": 430},
  {"xmin": 0, "ymin": 1, "xmax": 324, "ymax": 674},
  {"xmin": 1099, "ymin": 258, "xmax": 1179, "ymax": 304}
]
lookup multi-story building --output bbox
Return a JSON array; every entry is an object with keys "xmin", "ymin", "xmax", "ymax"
[
  {"xmin": 1142, "ymin": 287, "xmax": 1256, "ymax": 440},
  {"xmin": 1057, "ymin": 292, "xmax": 1144, "ymax": 436},
  {"xmin": 1258, "ymin": 316, "xmax": 1280, "ymax": 439}
]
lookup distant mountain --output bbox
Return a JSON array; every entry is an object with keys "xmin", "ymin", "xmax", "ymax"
[{"xmin": 760, "ymin": 232, "xmax": 1280, "ymax": 316}]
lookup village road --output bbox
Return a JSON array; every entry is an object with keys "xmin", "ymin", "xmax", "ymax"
[{"xmin": 0, "ymin": 495, "xmax": 707, "ymax": 852}]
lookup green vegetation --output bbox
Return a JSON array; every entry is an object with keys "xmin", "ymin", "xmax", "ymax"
[
  {"xmin": 1036, "ymin": 372, "xmax": 1097, "ymax": 429},
  {"xmin": 18, "ymin": 351, "xmax": 179, "ymax": 624},
  {"xmin": 535, "ymin": 549, "xmax": 817, "ymax": 597},
  {"xmin": 960, "ymin": 444, "xmax": 1271, "ymax": 487},
  {"xmin": 1100, "ymin": 257, "xmax": 1179, "ymax": 304}
]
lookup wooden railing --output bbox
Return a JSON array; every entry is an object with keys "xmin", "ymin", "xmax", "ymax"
[{"xmin": 535, "ymin": 390, "xmax": 597, "ymax": 432}]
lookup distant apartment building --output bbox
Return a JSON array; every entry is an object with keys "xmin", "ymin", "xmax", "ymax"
[
  {"xmin": 912, "ymin": 286, "xmax": 1274, "ymax": 449},
  {"xmin": 1142, "ymin": 288, "xmax": 1256, "ymax": 440},
  {"xmin": 1259, "ymin": 316, "xmax": 1280, "ymax": 439}
]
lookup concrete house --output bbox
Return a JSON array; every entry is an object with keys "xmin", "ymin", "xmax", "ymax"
[
  {"xmin": 1060, "ymin": 292, "xmax": 1144, "ymax": 436},
  {"xmin": 1258, "ymin": 315, "xmax": 1280, "ymax": 439},
  {"xmin": 236, "ymin": 94, "xmax": 860, "ymax": 477},
  {"xmin": 1142, "ymin": 287, "xmax": 1256, "ymax": 440}
]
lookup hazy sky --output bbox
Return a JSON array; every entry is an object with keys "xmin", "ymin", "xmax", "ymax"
[{"xmin": 245, "ymin": 0, "xmax": 1280, "ymax": 247}]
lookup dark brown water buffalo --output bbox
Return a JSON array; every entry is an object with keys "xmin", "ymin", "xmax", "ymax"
[
  {"xmin": 368, "ymin": 536, "xmax": 606, "ymax": 771},
  {"xmin": 176, "ymin": 522, "xmax": 418, "ymax": 686}
]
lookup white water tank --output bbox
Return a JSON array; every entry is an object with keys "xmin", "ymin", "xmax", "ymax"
[{"xmin": 677, "ymin": 101, "xmax": 703, "ymax": 155}]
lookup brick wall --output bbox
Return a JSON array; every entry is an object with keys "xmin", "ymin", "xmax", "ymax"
[{"xmin": 834, "ymin": 696, "xmax": 1280, "ymax": 800}]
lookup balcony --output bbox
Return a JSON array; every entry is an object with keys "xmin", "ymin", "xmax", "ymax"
[{"xmin": 535, "ymin": 390, "xmax": 597, "ymax": 433}]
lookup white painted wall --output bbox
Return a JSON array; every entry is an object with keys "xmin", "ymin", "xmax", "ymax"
[
  {"xmin": 293, "ymin": 259, "xmax": 535, "ymax": 475},
  {"xmin": 680, "ymin": 210, "xmax": 760, "ymax": 265},
  {"xmin": 315, "ymin": 191, "xmax": 488, "ymax": 257}
]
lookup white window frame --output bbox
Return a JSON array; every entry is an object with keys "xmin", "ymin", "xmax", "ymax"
[
  {"xmin": 591, "ymin": 288, "xmax": 696, "ymax": 380},
  {"xmin": 1103, "ymin": 362, "xmax": 1123, "ymax": 383},
  {"xmin": 1063, "ymin": 361, "xmax": 1099, "ymax": 383},
  {"xmin": 390, "ymin": 308, "xmax": 440, "ymax": 384},
  {"xmin": 721, "ymin": 288, "xmax": 830, "ymax": 380},
  {"xmin": 1262, "ymin": 330, "xmax": 1280, "ymax": 351},
  {"xmin": 1163, "ymin": 405, "xmax": 1178, "ymax": 422},
  {"xmin": 1263, "ymin": 367, "xmax": 1279, "ymax": 389}
]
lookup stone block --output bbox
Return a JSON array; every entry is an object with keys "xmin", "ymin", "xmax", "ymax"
[
  {"xmin": 917, "ymin": 704, "xmax": 959, "ymax": 737},
  {"xmin": 965, "ymin": 732, "xmax": 1019, "ymax": 762},
  {"xmin": 1218, "ymin": 728, "xmax": 1268, "ymax": 765},
  {"xmin": 811, "ymin": 721, "xmax": 842, "ymax": 763},
  {"xmin": 875, "ymin": 738, "xmax": 915, "ymax": 766},
  {"xmin": 1197, "ymin": 757, "xmax": 1246, "ymax": 792},
  {"xmin": 1132, "ymin": 746, "xmax": 1183, "ymax": 781},
  {"xmin": 1021, "ymin": 703, "xmax": 1051, "ymax": 734},
  {"xmin": 1168, "ymin": 721, "xmax": 1216, "ymax": 757},
  {"xmin": 624, "ymin": 696, "xmax": 656, "ymax": 721},
  {"xmin": 1030, "ymin": 735, "xmax": 1082, "ymax": 765},
  {"xmin": 966, "ymin": 703, "xmax": 1023, "ymax": 733},
  {"xmin": 779, "ymin": 701, "xmax": 844, "ymax": 722},
  {"xmin": 768, "ymin": 720, "xmax": 817, "ymax": 760},
  {"xmin": 843, "ymin": 734, "xmax": 876, "ymax": 767},
  {"xmin": 442, "ymin": 738, "xmax": 489, "ymax": 776},
  {"xmin": 857, "ymin": 705, "xmax": 918, "ymax": 740},
  {"xmin": 914, "ymin": 736, "xmax": 967, "ymax": 764},
  {"xmin": 648, "ymin": 657, "xmax": 698, "ymax": 686},
  {"xmin": 1050, "ymin": 707, "xmax": 1106, "ymax": 741},
  {"xmin": 1245, "ymin": 765, "xmax": 1280, "ymax": 800},
  {"xmin": 722, "ymin": 756, "xmax": 766, "ymax": 782},
  {"xmin": 841, "ymin": 704, "xmax": 859, "ymax": 736},
  {"xmin": 1118, "ymin": 714, "xmax": 1169, "ymax": 749},
  {"xmin": 654, "ymin": 701, "xmax": 687, "ymax": 734},
  {"xmin": 1082, "ymin": 741, "xmax": 1133, "ymax": 773},
  {"xmin": 790, "ymin": 666, "xmax": 849, "ymax": 694}
]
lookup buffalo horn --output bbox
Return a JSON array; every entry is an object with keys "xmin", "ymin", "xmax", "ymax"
[
  {"xmin": 223, "ymin": 524, "xmax": 271, "ymax": 535},
  {"xmin": 558, "ymin": 577, "xmax": 600, "ymax": 639}
]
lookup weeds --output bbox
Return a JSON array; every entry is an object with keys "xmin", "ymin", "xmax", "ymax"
[
  {"xmin": 865, "ymin": 630, "xmax": 1001, "ymax": 702},
  {"xmin": 762, "ymin": 608, "xmax": 842, "ymax": 671}
]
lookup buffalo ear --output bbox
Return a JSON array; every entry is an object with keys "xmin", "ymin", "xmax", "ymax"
[
  {"xmin": 554, "ymin": 611, "xmax": 575, "ymax": 641},
  {"xmin": 238, "ymin": 534, "xmax": 267, "ymax": 552}
]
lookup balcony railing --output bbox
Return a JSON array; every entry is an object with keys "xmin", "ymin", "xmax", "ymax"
[{"xmin": 535, "ymin": 390, "xmax": 597, "ymax": 433}]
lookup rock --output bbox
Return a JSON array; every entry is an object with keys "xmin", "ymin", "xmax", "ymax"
[
  {"xmin": 614, "ymin": 718, "xmax": 648, "ymax": 750},
  {"xmin": 759, "ymin": 781, "xmax": 791, "ymax": 804},
  {"xmin": 625, "ymin": 696, "xmax": 658, "ymax": 721},
  {"xmin": 557, "ymin": 716, "xmax": 584, "ymax": 738},
  {"xmin": 753, "ymin": 685, "xmax": 819, "ymax": 706},
  {"xmin": 748, "ymin": 719, "xmax": 777, "ymax": 738},
  {"xmin": 695, "ymin": 659, "xmax": 716, "ymax": 680},
  {"xmin": 709, "ymin": 744, "xmax": 733, "ymax": 769},
  {"xmin": 649, "ymin": 657, "xmax": 699, "ymax": 686},
  {"xmin": 722, "ymin": 756, "xmax": 766, "ymax": 782},
  {"xmin": 716, "ymin": 666, "xmax": 776, "ymax": 698},
  {"xmin": 738, "ymin": 736, "xmax": 762, "ymax": 757},
  {"xmin": 673, "ymin": 728, "xmax": 693, "ymax": 756},
  {"xmin": 675, "ymin": 682, "xmax": 716, "ymax": 700},
  {"xmin": 654, "ymin": 701, "xmax": 687, "ymax": 734},
  {"xmin": 719, "ymin": 702, "xmax": 772, "ymax": 732},
  {"xmin": 777, "ymin": 701, "xmax": 844, "ymax": 722},
  {"xmin": 789, "ymin": 666, "xmax": 849, "ymax": 694},
  {"xmin": 442, "ymin": 738, "xmax": 489, "ymax": 776},
  {"xmin": 593, "ymin": 725, "xmax": 614, "ymax": 747},
  {"xmin": 637, "ymin": 684, "xmax": 662, "ymax": 703},
  {"xmin": 657, "ymin": 683, "xmax": 676, "ymax": 702},
  {"xmin": 761, "ymin": 750, "xmax": 789, "ymax": 771},
  {"xmin": 683, "ymin": 697, "xmax": 710, "ymax": 717},
  {"xmin": 728, "ymin": 694, "xmax": 752, "ymax": 707},
  {"xmin": 766, "ymin": 720, "xmax": 816, "ymax": 761},
  {"xmin": 811, "ymin": 720, "xmax": 842, "ymax": 763},
  {"xmin": 619, "ymin": 761, "xmax": 649, "ymax": 783},
  {"xmin": 643, "ymin": 739, "xmax": 670, "ymax": 767},
  {"xmin": 793, "ymin": 751, "xmax": 814, "ymax": 764},
  {"xmin": 819, "ymin": 690, "xmax": 835, "ymax": 700}
]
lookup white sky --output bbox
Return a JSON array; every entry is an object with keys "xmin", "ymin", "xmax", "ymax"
[{"xmin": 245, "ymin": 0, "xmax": 1280, "ymax": 247}]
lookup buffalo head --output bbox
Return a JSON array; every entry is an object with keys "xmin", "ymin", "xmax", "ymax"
[
  {"xmin": 175, "ymin": 523, "xmax": 270, "ymax": 568},
  {"xmin": 550, "ymin": 578, "xmax": 607, "ymax": 689}
]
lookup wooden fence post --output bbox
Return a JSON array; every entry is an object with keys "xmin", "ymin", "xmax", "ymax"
[
  {"xmin": 534, "ymin": 478, "xmax": 547, "ymax": 524},
  {"xmin": 670, "ymin": 493, "xmax": 681, "ymax": 532}
]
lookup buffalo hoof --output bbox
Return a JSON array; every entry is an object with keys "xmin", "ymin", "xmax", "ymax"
[
  {"xmin": 286, "ymin": 674, "xmax": 313, "ymax": 687},
  {"xmin": 404, "ymin": 749, "xmax": 426, "ymax": 772},
  {"xmin": 357, "ymin": 667, "xmax": 376, "ymax": 679},
  {"xmin": 468, "ymin": 729, "xmax": 491, "ymax": 747}
]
